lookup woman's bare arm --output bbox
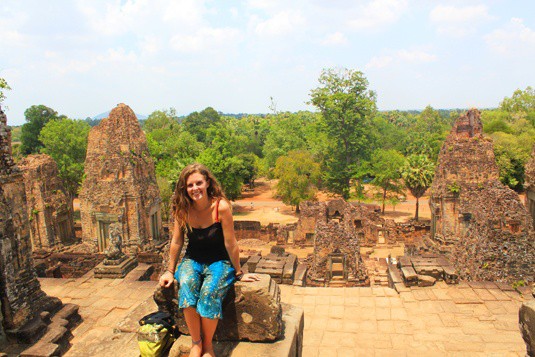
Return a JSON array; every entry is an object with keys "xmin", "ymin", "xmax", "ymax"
[{"xmin": 159, "ymin": 218, "xmax": 184, "ymax": 287}]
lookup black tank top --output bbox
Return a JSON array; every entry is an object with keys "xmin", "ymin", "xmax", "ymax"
[{"xmin": 184, "ymin": 200, "xmax": 230, "ymax": 264}]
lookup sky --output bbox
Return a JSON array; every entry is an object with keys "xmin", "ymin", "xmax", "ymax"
[{"xmin": 1, "ymin": 0, "xmax": 535, "ymax": 126}]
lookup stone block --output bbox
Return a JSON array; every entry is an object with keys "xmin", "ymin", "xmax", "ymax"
[
  {"xmin": 168, "ymin": 302, "xmax": 303, "ymax": 357},
  {"xmin": 413, "ymin": 265, "xmax": 443, "ymax": 281},
  {"xmin": 154, "ymin": 274, "xmax": 283, "ymax": 342},
  {"xmin": 417, "ymin": 274, "xmax": 436, "ymax": 287},
  {"xmin": 246, "ymin": 255, "xmax": 261, "ymax": 273},
  {"xmin": 282, "ymin": 254, "xmax": 297, "ymax": 284},
  {"xmin": 293, "ymin": 263, "xmax": 307, "ymax": 287},
  {"xmin": 400, "ymin": 267, "xmax": 418, "ymax": 286},
  {"xmin": 387, "ymin": 264, "xmax": 403, "ymax": 288},
  {"xmin": 442, "ymin": 265, "xmax": 458, "ymax": 284},
  {"xmin": 519, "ymin": 299, "xmax": 535, "ymax": 357},
  {"xmin": 94, "ymin": 256, "xmax": 138, "ymax": 278}
]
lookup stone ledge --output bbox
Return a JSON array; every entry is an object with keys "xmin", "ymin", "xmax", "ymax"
[
  {"xmin": 520, "ymin": 298, "xmax": 535, "ymax": 357},
  {"xmin": 168, "ymin": 303, "xmax": 303, "ymax": 357}
]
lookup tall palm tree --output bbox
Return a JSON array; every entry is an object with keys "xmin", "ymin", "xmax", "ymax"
[{"xmin": 401, "ymin": 154, "xmax": 436, "ymax": 221}]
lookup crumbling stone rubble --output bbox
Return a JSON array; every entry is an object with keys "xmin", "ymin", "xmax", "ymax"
[
  {"xmin": 244, "ymin": 246, "xmax": 298, "ymax": 284},
  {"xmin": 19, "ymin": 154, "xmax": 75, "ymax": 250},
  {"xmin": 79, "ymin": 103, "xmax": 163, "ymax": 253},
  {"xmin": 429, "ymin": 109, "xmax": 535, "ymax": 283}
]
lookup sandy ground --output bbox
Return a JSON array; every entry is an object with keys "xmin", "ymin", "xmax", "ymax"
[{"xmin": 233, "ymin": 178, "xmax": 431, "ymax": 225}]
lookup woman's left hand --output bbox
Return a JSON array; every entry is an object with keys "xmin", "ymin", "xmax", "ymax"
[{"xmin": 240, "ymin": 273, "xmax": 261, "ymax": 282}]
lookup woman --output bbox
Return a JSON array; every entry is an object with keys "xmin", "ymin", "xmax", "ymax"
[{"xmin": 159, "ymin": 163, "xmax": 259, "ymax": 357}]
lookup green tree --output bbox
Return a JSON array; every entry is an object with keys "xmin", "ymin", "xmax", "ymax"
[
  {"xmin": 369, "ymin": 149, "xmax": 405, "ymax": 214},
  {"xmin": 197, "ymin": 148, "xmax": 246, "ymax": 200},
  {"xmin": 491, "ymin": 130, "xmax": 534, "ymax": 190},
  {"xmin": 143, "ymin": 108, "xmax": 178, "ymax": 133},
  {"xmin": 309, "ymin": 68, "xmax": 377, "ymax": 198},
  {"xmin": 401, "ymin": 154, "xmax": 435, "ymax": 221},
  {"xmin": 0, "ymin": 78, "xmax": 11, "ymax": 104},
  {"xmin": 262, "ymin": 112, "xmax": 310, "ymax": 169},
  {"xmin": 500, "ymin": 86, "xmax": 535, "ymax": 113},
  {"xmin": 147, "ymin": 129, "xmax": 204, "ymax": 183},
  {"xmin": 39, "ymin": 118, "xmax": 91, "ymax": 204},
  {"xmin": 237, "ymin": 153, "xmax": 259, "ymax": 187},
  {"xmin": 274, "ymin": 150, "xmax": 321, "ymax": 212},
  {"xmin": 20, "ymin": 105, "xmax": 61, "ymax": 155},
  {"xmin": 182, "ymin": 107, "xmax": 221, "ymax": 144}
]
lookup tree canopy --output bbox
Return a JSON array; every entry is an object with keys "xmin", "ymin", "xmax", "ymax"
[
  {"xmin": 20, "ymin": 105, "xmax": 62, "ymax": 155},
  {"xmin": 274, "ymin": 150, "xmax": 321, "ymax": 212},
  {"xmin": 39, "ymin": 118, "xmax": 91, "ymax": 200},
  {"xmin": 309, "ymin": 68, "xmax": 377, "ymax": 198}
]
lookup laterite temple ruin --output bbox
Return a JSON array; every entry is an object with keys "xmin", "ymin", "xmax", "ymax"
[
  {"xmin": 1, "ymin": 106, "xmax": 80, "ymax": 355},
  {"xmin": 79, "ymin": 103, "xmax": 163, "ymax": 253},
  {"xmin": 19, "ymin": 154, "xmax": 75, "ymax": 250},
  {"xmin": 429, "ymin": 109, "xmax": 535, "ymax": 282}
]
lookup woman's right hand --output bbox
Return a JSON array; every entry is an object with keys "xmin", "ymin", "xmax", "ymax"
[{"xmin": 159, "ymin": 271, "xmax": 174, "ymax": 288}]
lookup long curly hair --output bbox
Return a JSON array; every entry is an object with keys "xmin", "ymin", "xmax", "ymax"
[{"xmin": 172, "ymin": 163, "xmax": 227, "ymax": 231}]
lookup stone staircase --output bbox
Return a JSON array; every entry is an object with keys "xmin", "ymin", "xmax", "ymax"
[{"xmin": 17, "ymin": 304, "xmax": 81, "ymax": 357}]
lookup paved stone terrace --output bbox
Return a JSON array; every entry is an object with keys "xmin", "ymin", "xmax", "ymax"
[
  {"xmin": 39, "ymin": 267, "xmax": 530, "ymax": 356},
  {"xmin": 280, "ymin": 283, "xmax": 529, "ymax": 357}
]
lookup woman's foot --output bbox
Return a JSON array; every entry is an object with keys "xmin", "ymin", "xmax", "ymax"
[{"xmin": 189, "ymin": 337, "xmax": 202, "ymax": 357}]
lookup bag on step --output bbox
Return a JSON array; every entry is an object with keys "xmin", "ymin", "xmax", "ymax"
[{"xmin": 138, "ymin": 311, "xmax": 177, "ymax": 357}]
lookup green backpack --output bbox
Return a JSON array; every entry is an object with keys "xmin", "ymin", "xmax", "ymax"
[{"xmin": 138, "ymin": 311, "xmax": 177, "ymax": 357}]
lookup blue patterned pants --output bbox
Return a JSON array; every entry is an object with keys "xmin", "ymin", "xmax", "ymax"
[{"xmin": 174, "ymin": 258, "xmax": 235, "ymax": 320}]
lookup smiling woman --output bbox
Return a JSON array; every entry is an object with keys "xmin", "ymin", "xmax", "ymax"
[{"xmin": 159, "ymin": 163, "xmax": 259, "ymax": 357}]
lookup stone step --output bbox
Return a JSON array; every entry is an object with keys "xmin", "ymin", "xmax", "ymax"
[
  {"xmin": 51, "ymin": 304, "xmax": 81, "ymax": 329},
  {"xmin": 6, "ymin": 316, "xmax": 47, "ymax": 345},
  {"xmin": 19, "ymin": 342, "xmax": 60, "ymax": 357}
]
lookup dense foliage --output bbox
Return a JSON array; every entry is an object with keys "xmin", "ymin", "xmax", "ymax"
[
  {"xmin": 39, "ymin": 119, "xmax": 91, "ymax": 200},
  {"xmin": 20, "ymin": 105, "xmax": 64, "ymax": 155},
  {"xmin": 11, "ymin": 71, "xmax": 534, "ymax": 213}
]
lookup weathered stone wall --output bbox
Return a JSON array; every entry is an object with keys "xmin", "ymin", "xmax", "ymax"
[
  {"xmin": 525, "ymin": 144, "xmax": 535, "ymax": 226},
  {"xmin": 19, "ymin": 154, "xmax": 75, "ymax": 250},
  {"xmin": 429, "ymin": 109, "xmax": 535, "ymax": 283},
  {"xmin": 79, "ymin": 103, "xmax": 162, "ymax": 252},
  {"xmin": 234, "ymin": 220, "xmax": 270, "ymax": 242},
  {"xmin": 0, "ymin": 106, "xmax": 57, "ymax": 332}
]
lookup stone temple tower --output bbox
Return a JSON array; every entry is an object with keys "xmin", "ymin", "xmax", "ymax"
[
  {"xmin": 79, "ymin": 103, "xmax": 163, "ymax": 253},
  {"xmin": 429, "ymin": 109, "xmax": 534, "ymax": 283},
  {"xmin": 0, "ymin": 105, "xmax": 62, "ymax": 342}
]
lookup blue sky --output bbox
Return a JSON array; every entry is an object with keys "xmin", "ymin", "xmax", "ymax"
[{"xmin": 1, "ymin": 0, "xmax": 534, "ymax": 126}]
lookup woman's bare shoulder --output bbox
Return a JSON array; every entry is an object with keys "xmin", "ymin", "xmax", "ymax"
[{"xmin": 218, "ymin": 198, "xmax": 231, "ymax": 213}]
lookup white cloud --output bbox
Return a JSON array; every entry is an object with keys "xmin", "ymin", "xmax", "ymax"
[
  {"xmin": 397, "ymin": 50, "xmax": 437, "ymax": 63},
  {"xmin": 366, "ymin": 55, "xmax": 393, "ymax": 69},
  {"xmin": 347, "ymin": 0, "xmax": 408, "ymax": 31},
  {"xmin": 254, "ymin": 10, "xmax": 305, "ymax": 36},
  {"xmin": 430, "ymin": 5, "xmax": 492, "ymax": 37},
  {"xmin": 485, "ymin": 18, "xmax": 535, "ymax": 55},
  {"xmin": 366, "ymin": 49, "xmax": 436, "ymax": 69},
  {"xmin": 320, "ymin": 32, "xmax": 348, "ymax": 46},
  {"xmin": 170, "ymin": 27, "xmax": 242, "ymax": 52}
]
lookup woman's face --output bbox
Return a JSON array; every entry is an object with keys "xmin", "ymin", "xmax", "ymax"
[{"xmin": 186, "ymin": 172, "xmax": 209, "ymax": 202}]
